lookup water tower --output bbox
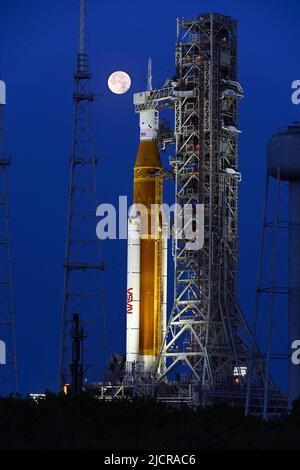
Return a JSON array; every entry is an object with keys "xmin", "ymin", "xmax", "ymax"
[{"xmin": 267, "ymin": 122, "xmax": 300, "ymax": 408}]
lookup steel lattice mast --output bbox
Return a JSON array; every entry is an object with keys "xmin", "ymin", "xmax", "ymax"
[
  {"xmin": 0, "ymin": 79, "xmax": 18, "ymax": 394},
  {"xmin": 59, "ymin": 0, "xmax": 107, "ymax": 390}
]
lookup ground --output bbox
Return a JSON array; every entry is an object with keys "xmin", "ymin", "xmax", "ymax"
[{"xmin": 0, "ymin": 393, "xmax": 300, "ymax": 449}]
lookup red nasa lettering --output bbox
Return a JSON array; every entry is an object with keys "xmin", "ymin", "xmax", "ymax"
[{"xmin": 127, "ymin": 288, "xmax": 133, "ymax": 314}]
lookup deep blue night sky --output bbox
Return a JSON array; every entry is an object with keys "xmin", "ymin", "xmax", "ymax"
[{"xmin": 0, "ymin": 0, "xmax": 299, "ymax": 394}]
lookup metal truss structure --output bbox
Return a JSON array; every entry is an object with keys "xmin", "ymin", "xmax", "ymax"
[
  {"xmin": 155, "ymin": 14, "xmax": 286, "ymax": 413},
  {"xmin": 245, "ymin": 160, "xmax": 293, "ymax": 417},
  {"xmin": 159, "ymin": 13, "xmax": 248, "ymax": 388},
  {"xmin": 154, "ymin": 14, "xmax": 285, "ymax": 414},
  {"xmin": 59, "ymin": 0, "xmax": 107, "ymax": 389},
  {"xmin": 0, "ymin": 83, "xmax": 18, "ymax": 394}
]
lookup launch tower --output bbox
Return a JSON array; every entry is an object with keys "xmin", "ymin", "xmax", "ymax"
[
  {"xmin": 155, "ymin": 14, "xmax": 285, "ymax": 411},
  {"xmin": 159, "ymin": 13, "xmax": 248, "ymax": 395}
]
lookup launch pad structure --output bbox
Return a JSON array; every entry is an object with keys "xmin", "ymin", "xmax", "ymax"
[{"xmin": 86, "ymin": 13, "xmax": 287, "ymax": 417}]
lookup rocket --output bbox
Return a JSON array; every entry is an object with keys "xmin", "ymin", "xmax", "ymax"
[{"xmin": 126, "ymin": 62, "xmax": 167, "ymax": 375}]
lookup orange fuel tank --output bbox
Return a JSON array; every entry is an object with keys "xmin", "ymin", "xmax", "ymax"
[
  {"xmin": 134, "ymin": 138, "xmax": 163, "ymax": 369},
  {"xmin": 126, "ymin": 107, "xmax": 164, "ymax": 373}
]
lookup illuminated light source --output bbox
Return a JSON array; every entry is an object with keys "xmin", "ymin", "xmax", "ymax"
[
  {"xmin": 233, "ymin": 366, "xmax": 247, "ymax": 377},
  {"xmin": 0, "ymin": 80, "xmax": 6, "ymax": 105},
  {"xmin": 29, "ymin": 394, "xmax": 46, "ymax": 402},
  {"xmin": 0, "ymin": 340, "xmax": 6, "ymax": 365}
]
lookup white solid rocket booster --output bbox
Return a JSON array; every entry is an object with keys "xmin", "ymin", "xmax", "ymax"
[
  {"xmin": 160, "ymin": 223, "xmax": 168, "ymax": 374},
  {"xmin": 126, "ymin": 215, "xmax": 141, "ymax": 364},
  {"xmin": 0, "ymin": 81, "xmax": 6, "ymax": 366}
]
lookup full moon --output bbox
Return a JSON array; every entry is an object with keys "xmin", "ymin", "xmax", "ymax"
[{"xmin": 108, "ymin": 71, "xmax": 131, "ymax": 95}]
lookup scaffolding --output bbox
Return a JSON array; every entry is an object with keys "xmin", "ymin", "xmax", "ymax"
[
  {"xmin": 158, "ymin": 13, "xmax": 247, "ymax": 389},
  {"xmin": 155, "ymin": 14, "xmax": 285, "ymax": 414}
]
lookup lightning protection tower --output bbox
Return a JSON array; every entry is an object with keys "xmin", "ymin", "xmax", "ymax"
[
  {"xmin": 59, "ymin": 0, "xmax": 107, "ymax": 390},
  {"xmin": 0, "ymin": 79, "xmax": 18, "ymax": 394}
]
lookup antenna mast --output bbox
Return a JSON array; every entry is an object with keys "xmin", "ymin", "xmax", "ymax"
[{"xmin": 79, "ymin": 0, "xmax": 85, "ymax": 56}]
